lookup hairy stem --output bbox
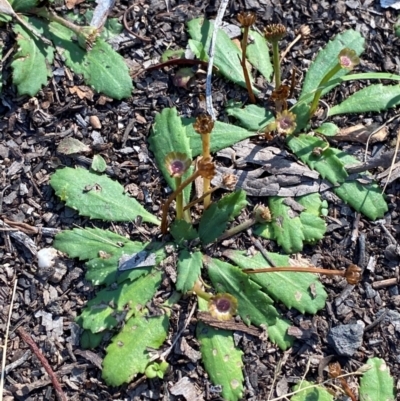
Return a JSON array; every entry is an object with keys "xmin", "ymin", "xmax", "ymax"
[
  {"xmin": 175, "ymin": 177, "xmax": 183, "ymax": 220},
  {"xmin": 241, "ymin": 26, "xmax": 256, "ymax": 104}
]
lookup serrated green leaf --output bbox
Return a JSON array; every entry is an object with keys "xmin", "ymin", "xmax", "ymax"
[
  {"xmin": 268, "ymin": 317, "xmax": 294, "ymax": 350},
  {"xmin": 287, "ymin": 134, "xmax": 348, "ymax": 185},
  {"xmin": 80, "ymin": 329, "xmax": 106, "ymax": 349},
  {"xmin": 300, "ymin": 29, "xmax": 365, "ymax": 101},
  {"xmin": 78, "ymin": 270, "xmax": 162, "ymax": 333},
  {"xmin": 291, "ymin": 380, "xmax": 334, "ymax": 401},
  {"xmin": 329, "ymin": 84, "xmax": 400, "ymax": 116},
  {"xmin": 170, "ymin": 220, "xmax": 198, "ymax": 243},
  {"xmin": 297, "ymin": 193, "xmax": 326, "ymax": 243},
  {"xmin": 360, "ymin": 358, "xmax": 396, "ymax": 401},
  {"xmin": 149, "ymin": 108, "xmax": 193, "ymax": 203},
  {"xmin": 199, "ymin": 190, "xmax": 247, "ymax": 245},
  {"xmin": 246, "ymin": 29, "xmax": 273, "ymax": 81},
  {"xmin": 102, "ymin": 311, "xmax": 169, "ymax": 386},
  {"xmin": 176, "ymin": 249, "xmax": 202, "ymax": 293},
  {"xmin": 9, "ymin": 0, "xmax": 38, "ymax": 12},
  {"xmin": 205, "ymin": 256, "xmax": 278, "ymax": 326},
  {"xmin": 47, "ymin": 21, "xmax": 132, "ymax": 99},
  {"xmin": 183, "ymin": 117, "xmax": 256, "ymax": 157},
  {"xmin": 50, "ymin": 167, "xmax": 159, "ymax": 225},
  {"xmin": 223, "ymin": 250, "xmax": 327, "ymax": 314},
  {"xmin": 91, "ymin": 154, "xmax": 107, "ymax": 172},
  {"xmin": 226, "ymin": 102, "xmax": 275, "ymax": 131},
  {"xmin": 314, "ymin": 122, "xmax": 339, "ymax": 136},
  {"xmin": 197, "ymin": 321, "xmax": 244, "ymax": 401},
  {"xmin": 54, "ymin": 227, "xmax": 164, "ymax": 285},
  {"xmin": 11, "ymin": 22, "xmax": 54, "ymax": 96},
  {"xmin": 187, "ymin": 18, "xmax": 259, "ymax": 94}
]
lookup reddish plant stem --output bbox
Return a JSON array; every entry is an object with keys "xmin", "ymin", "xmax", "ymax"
[
  {"xmin": 243, "ymin": 266, "xmax": 345, "ymax": 276},
  {"xmin": 241, "ymin": 26, "xmax": 256, "ymax": 104},
  {"xmin": 17, "ymin": 327, "xmax": 67, "ymax": 401}
]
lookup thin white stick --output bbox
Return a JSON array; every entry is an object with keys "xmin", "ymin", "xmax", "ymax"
[
  {"xmin": 0, "ymin": 279, "xmax": 17, "ymax": 401},
  {"xmin": 206, "ymin": 0, "xmax": 229, "ymax": 120}
]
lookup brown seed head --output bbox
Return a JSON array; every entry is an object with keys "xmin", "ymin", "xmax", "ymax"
[
  {"xmin": 345, "ymin": 264, "xmax": 362, "ymax": 285},
  {"xmin": 197, "ymin": 156, "xmax": 216, "ymax": 179},
  {"xmin": 193, "ymin": 114, "xmax": 214, "ymax": 135},
  {"xmin": 208, "ymin": 293, "xmax": 238, "ymax": 321},
  {"xmin": 221, "ymin": 174, "xmax": 238, "ymax": 191},
  {"xmin": 264, "ymin": 24, "xmax": 286, "ymax": 42},
  {"xmin": 164, "ymin": 152, "xmax": 191, "ymax": 178},
  {"xmin": 254, "ymin": 204, "xmax": 272, "ymax": 223},
  {"xmin": 338, "ymin": 48, "xmax": 360, "ymax": 71},
  {"xmin": 237, "ymin": 11, "xmax": 256, "ymax": 27},
  {"xmin": 298, "ymin": 25, "xmax": 311, "ymax": 38},
  {"xmin": 273, "ymin": 110, "xmax": 297, "ymax": 135},
  {"xmin": 328, "ymin": 362, "xmax": 342, "ymax": 378}
]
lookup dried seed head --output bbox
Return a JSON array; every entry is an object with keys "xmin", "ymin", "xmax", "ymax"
[
  {"xmin": 345, "ymin": 264, "xmax": 362, "ymax": 285},
  {"xmin": 338, "ymin": 48, "xmax": 360, "ymax": 70},
  {"xmin": 197, "ymin": 156, "xmax": 216, "ymax": 179},
  {"xmin": 298, "ymin": 25, "xmax": 311, "ymax": 38},
  {"xmin": 271, "ymin": 110, "xmax": 297, "ymax": 135},
  {"xmin": 208, "ymin": 293, "xmax": 238, "ymax": 321},
  {"xmin": 221, "ymin": 174, "xmax": 238, "ymax": 191},
  {"xmin": 264, "ymin": 24, "xmax": 286, "ymax": 42},
  {"xmin": 164, "ymin": 152, "xmax": 191, "ymax": 178},
  {"xmin": 237, "ymin": 11, "xmax": 256, "ymax": 27},
  {"xmin": 193, "ymin": 114, "xmax": 214, "ymax": 135},
  {"xmin": 328, "ymin": 362, "xmax": 342, "ymax": 378},
  {"xmin": 254, "ymin": 204, "xmax": 272, "ymax": 223}
]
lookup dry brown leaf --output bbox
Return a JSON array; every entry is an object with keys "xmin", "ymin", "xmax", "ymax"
[
  {"xmin": 69, "ymin": 85, "xmax": 94, "ymax": 101},
  {"xmin": 336, "ymin": 123, "xmax": 388, "ymax": 144},
  {"xmin": 65, "ymin": 0, "xmax": 86, "ymax": 9}
]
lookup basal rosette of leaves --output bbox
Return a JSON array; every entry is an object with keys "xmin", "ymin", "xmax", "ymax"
[{"xmin": 0, "ymin": 0, "xmax": 132, "ymax": 98}]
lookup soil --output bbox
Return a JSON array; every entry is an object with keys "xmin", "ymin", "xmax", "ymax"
[{"xmin": 1, "ymin": 0, "xmax": 400, "ymax": 400}]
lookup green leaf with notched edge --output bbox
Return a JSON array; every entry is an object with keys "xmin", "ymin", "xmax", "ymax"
[
  {"xmin": 297, "ymin": 193, "xmax": 326, "ymax": 243},
  {"xmin": 291, "ymin": 380, "xmax": 334, "ymax": 401},
  {"xmin": 359, "ymin": 358, "xmax": 396, "ymax": 401},
  {"xmin": 226, "ymin": 102, "xmax": 275, "ymax": 131},
  {"xmin": 199, "ymin": 190, "xmax": 247, "ymax": 245},
  {"xmin": 102, "ymin": 310, "xmax": 169, "ymax": 386},
  {"xmin": 223, "ymin": 250, "xmax": 327, "ymax": 314},
  {"xmin": 314, "ymin": 122, "xmax": 339, "ymax": 136},
  {"xmin": 47, "ymin": 21, "xmax": 132, "ymax": 99},
  {"xmin": 187, "ymin": 18, "xmax": 259, "ymax": 94},
  {"xmin": 197, "ymin": 298, "xmax": 244, "ymax": 401},
  {"xmin": 149, "ymin": 108, "xmax": 193, "ymax": 203},
  {"xmin": 329, "ymin": 84, "xmax": 400, "ymax": 116},
  {"xmin": 299, "ymin": 29, "xmax": 365, "ymax": 102},
  {"xmin": 182, "ymin": 117, "xmax": 257, "ymax": 157},
  {"xmin": 246, "ymin": 29, "xmax": 273, "ymax": 82},
  {"xmin": 170, "ymin": 220, "xmax": 198, "ymax": 244},
  {"xmin": 53, "ymin": 227, "xmax": 165, "ymax": 285},
  {"xmin": 77, "ymin": 269, "xmax": 162, "ymax": 333},
  {"xmin": 267, "ymin": 318, "xmax": 294, "ymax": 350},
  {"xmin": 287, "ymin": 134, "xmax": 348, "ymax": 185},
  {"xmin": 50, "ymin": 167, "xmax": 159, "ymax": 225},
  {"xmin": 11, "ymin": 22, "xmax": 54, "ymax": 96},
  {"xmin": 204, "ymin": 256, "xmax": 278, "ymax": 326},
  {"xmin": 176, "ymin": 249, "xmax": 202, "ymax": 293}
]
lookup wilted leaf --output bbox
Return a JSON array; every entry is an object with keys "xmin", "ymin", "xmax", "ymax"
[{"xmin": 57, "ymin": 138, "xmax": 90, "ymax": 154}]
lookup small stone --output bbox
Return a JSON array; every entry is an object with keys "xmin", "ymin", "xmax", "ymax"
[
  {"xmin": 328, "ymin": 323, "xmax": 364, "ymax": 356},
  {"xmin": 89, "ymin": 115, "xmax": 102, "ymax": 129}
]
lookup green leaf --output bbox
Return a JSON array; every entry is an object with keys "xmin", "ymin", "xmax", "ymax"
[
  {"xmin": 144, "ymin": 361, "xmax": 169, "ymax": 379},
  {"xmin": 50, "ymin": 167, "xmax": 159, "ymax": 225},
  {"xmin": 170, "ymin": 220, "xmax": 198, "ymax": 243},
  {"xmin": 47, "ymin": 21, "xmax": 132, "ymax": 99},
  {"xmin": 224, "ymin": 250, "xmax": 327, "ymax": 314},
  {"xmin": 199, "ymin": 190, "xmax": 247, "ymax": 245},
  {"xmin": 187, "ymin": 18, "xmax": 259, "ymax": 94},
  {"xmin": 314, "ymin": 122, "xmax": 339, "ymax": 136},
  {"xmin": 267, "ymin": 318, "xmax": 294, "ymax": 350},
  {"xmin": 291, "ymin": 380, "xmax": 334, "ymax": 401},
  {"xmin": 149, "ymin": 108, "xmax": 193, "ymax": 203},
  {"xmin": 359, "ymin": 358, "xmax": 396, "ymax": 401},
  {"xmin": 54, "ymin": 227, "xmax": 164, "ymax": 285},
  {"xmin": 11, "ymin": 22, "xmax": 54, "ymax": 96},
  {"xmin": 246, "ymin": 29, "xmax": 273, "ymax": 82},
  {"xmin": 77, "ymin": 270, "xmax": 162, "ymax": 333},
  {"xmin": 91, "ymin": 154, "xmax": 107, "ymax": 173},
  {"xmin": 287, "ymin": 134, "xmax": 348, "ymax": 185},
  {"xmin": 197, "ymin": 321, "xmax": 244, "ymax": 401},
  {"xmin": 161, "ymin": 48, "xmax": 185, "ymax": 62},
  {"xmin": 80, "ymin": 329, "xmax": 105, "ymax": 349},
  {"xmin": 197, "ymin": 297, "xmax": 244, "ymax": 401},
  {"xmin": 9, "ymin": 0, "xmax": 38, "ymax": 12},
  {"xmin": 204, "ymin": 256, "xmax": 278, "ymax": 326},
  {"xmin": 176, "ymin": 249, "xmax": 202, "ymax": 293},
  {"xmin": 226, "ymin": 102, "xmax": 275, "ymax": 131},
  {"xmin": 300, "ymin": 29, "xmax": 365, "ymax": 101},
  {"xmin": 329, "ymin": 84, "xmax": 400, "ymax": 116},
  {"xmin": 183, "ymin": 117, "xmax": 256, "ymax": 157},
  {"xmin": 102, "ymin": 311, "xmax": 169, "ymax": 386}
]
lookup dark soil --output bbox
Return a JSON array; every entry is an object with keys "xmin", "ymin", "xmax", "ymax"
[{"xmin": 1, "ymin": 0, "xmax": 400, "ymax": 400}]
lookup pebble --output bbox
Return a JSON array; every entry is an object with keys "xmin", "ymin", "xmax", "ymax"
[
  {"xmin": 328, "ymin": 323, "xmax": 364, "ymax": 356},
  {"xmin": 89, "ymin": 115, "xmax": 102, "ymax": 129}
]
